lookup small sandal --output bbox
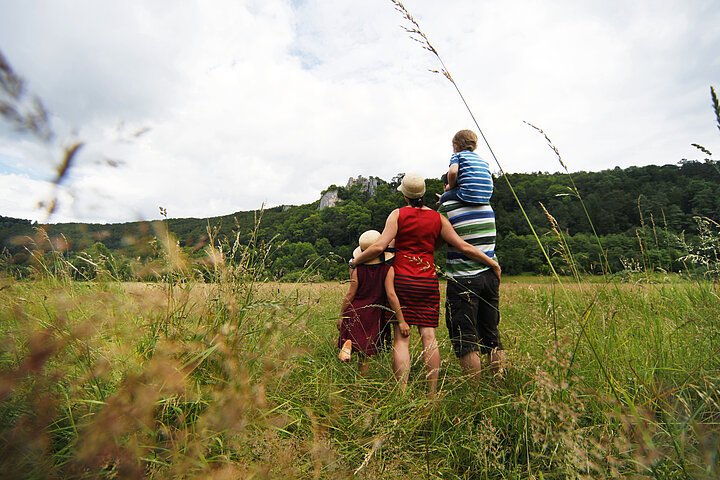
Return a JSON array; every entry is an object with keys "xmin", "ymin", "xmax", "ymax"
[{"xmin": 338, "ymin": 339, "xmax": 352, "ymax": 362}]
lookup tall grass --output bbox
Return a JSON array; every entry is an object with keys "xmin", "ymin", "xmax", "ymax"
[
  {"xmin": 1, "ymin": 15, "xmax": 718, "ymax": 480},
  {"xmin": 384, "ymin": 10, "xmax": 719, "ymax": 473},
  {"xmin": 1, "ymin": 244, "xmax": 719, "ymax": 478}
]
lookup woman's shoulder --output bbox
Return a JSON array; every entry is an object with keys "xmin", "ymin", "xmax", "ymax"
[
  {"xmin": 422, "ymin": 208, "xmax": 442, "ymax": 228},
  {"xmin": 397, "ymin": 205, "xmax": 411, "ymax": 217},
  {"xmin": 400, "ymin": 206, "xmax": 441, "ymax": 218}
]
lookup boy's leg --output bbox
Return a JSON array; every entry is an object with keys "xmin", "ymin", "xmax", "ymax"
[
  {"xmin": 439, "ymin": 188, "xmax": 461, "ymax": 205},
  {"xmin": 418, "ymin": 326, "xmax": 440, "ymax": 398}
]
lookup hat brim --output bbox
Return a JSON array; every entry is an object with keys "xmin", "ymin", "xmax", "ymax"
[
  {"xmin": 352, "ymin": 246, "xmax": 394, "ymax": 265},
  {"xmin": 397, "ymin": 183, "xmax": 425, "ymax": 199}
]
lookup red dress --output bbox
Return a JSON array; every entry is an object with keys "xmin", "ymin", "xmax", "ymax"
[
  {"xmin": 392, "ymin": 206, "xmax": 442, "ymax": 327},
  {"xmin": 338, "ymin": 263, "xmax": 392, "ymax": 356}
]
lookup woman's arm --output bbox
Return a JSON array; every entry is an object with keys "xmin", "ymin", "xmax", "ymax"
[
  {"xmin": 439, "ymin": 215, "xmax": 502, "ymax": 281},
  {"xmin": 338, "ymin": 268, "xmax": 358, "ymax": 330},
  {"xmin": 385, "ymin": 266, "xmax": 410, "ymax": 336},
  {"xmin": 351, "ymin": 209, "xmax": 400, "ymax": 266}
]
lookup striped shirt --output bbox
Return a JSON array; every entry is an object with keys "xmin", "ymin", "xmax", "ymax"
[
  {"xmin": 438, "ymin": 201, "xmax": 496, "ymax": 278},
  {"xmin": 449, "ymin": 150, "xmax": 493, "ymax": 204}
]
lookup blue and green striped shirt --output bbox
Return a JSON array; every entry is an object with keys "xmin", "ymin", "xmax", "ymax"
[{"xmin": 438, "ymin": 200, "xmax": 496, "ymax": 278}]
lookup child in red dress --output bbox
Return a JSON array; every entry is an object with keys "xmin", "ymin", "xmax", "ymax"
[{"xmin": 337, "ymin": 230, "xmax": 408, "ymax": 375}]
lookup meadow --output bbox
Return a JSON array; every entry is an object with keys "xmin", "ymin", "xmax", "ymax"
[
  {"xmin": 1, "ymin": 1, "xmax": 719, "ymax": 477},
  {"xmin": 1, "ymin": 268, "xmax": 718, "ymax": 479}
]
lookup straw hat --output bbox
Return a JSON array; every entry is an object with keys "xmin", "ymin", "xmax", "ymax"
[
  {"xmin": 352, "ymin": 230, "xmax": 394, "ymax": 264},
  {"xmin": 396, "ymin": 172, "xmax": 426, "ymax": 199}
]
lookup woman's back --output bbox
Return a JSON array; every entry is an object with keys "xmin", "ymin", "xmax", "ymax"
[{"xmin": 393, "ymin": 206, "xmax": 442, "ymax": 277}]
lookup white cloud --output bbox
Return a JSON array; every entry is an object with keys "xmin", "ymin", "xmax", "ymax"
[
  {"xmin": 0, "ymin": 173, "xmax": 76, "ymax": 222},
  {"xmin": 0, "ymin": 0, "xmax": 718, "ymax": 223}
]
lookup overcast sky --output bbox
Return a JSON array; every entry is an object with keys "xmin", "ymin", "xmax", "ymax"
[{"xmin": 1, "ymin": 0, "xmax": 718, "ymax": 224}]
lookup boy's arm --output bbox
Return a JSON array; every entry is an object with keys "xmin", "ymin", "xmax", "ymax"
[
  {"xmin": 385, "ymin": 267, "xmax": 410, "ymax": 336},
  {"xmin": 338, "ymin": 269, "xmax": 359, "ymax": 330},
  {"xmin": 446, "ymin": 163, "xmax": 459, "ymax": 190}
]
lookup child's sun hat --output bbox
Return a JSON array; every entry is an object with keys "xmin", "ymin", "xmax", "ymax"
[{"xmin": 352, "ymin": 230, "xmax": 394, "ymax": 264}]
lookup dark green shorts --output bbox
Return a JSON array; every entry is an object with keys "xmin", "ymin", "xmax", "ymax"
[{"xmin": 445, "ymin": 269, "xmax": 502, "ymax": 357}]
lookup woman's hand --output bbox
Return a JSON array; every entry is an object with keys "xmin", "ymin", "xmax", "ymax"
[
  {"xmin": 398, "ymin": 320, "xmax": 411, "ymax": 337},
  {"xmin": 491, "ymin": 262, "xmax": 502, "ymax": 282}
]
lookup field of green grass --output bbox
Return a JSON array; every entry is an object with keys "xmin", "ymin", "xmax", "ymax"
[{"xmin": 1, "ymin": 273, "xmax": 718, "ymax": 479}]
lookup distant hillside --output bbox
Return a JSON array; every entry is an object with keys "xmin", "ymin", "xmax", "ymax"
[{"xmin": 1, "ymin": 161, "xmax": 718, "ymax": 279}]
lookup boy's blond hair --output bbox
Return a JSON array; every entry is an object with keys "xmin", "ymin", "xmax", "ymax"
[{"xmin": 452, "ymin": 129, "xmax": 478, "ymax": 152}]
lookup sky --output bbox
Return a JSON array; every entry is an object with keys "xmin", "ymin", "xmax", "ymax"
[{"xmin": 0, "ymin": 0, "xmax": 718, "ymax": 224}]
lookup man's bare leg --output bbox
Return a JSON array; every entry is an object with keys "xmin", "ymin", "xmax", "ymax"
[{"xmin": 458, "ymin": 350, "xmax": 483, "ymax": 379}]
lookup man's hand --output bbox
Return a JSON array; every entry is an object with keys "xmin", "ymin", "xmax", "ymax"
[{"xmin": 337, "ymin": 317, "xmax": 344, "ymax": 331}]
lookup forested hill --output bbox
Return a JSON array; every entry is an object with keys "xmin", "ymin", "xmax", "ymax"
[{"xmin": 1, "ymin": 161, "xmax": 718, "ymax": 279}]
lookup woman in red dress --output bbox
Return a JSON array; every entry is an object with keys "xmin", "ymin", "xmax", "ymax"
[{"xmin": 351, "ymin": 173, "xmax": 500, "ymax": 397}]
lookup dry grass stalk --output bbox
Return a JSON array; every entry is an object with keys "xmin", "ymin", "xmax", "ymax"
[
  {"xmin": 1, "ymin": 50, "xmax": 127, "ymax": 222},
  {"xmin": 526, "ymin": 121, "xmax": 613, "ymax": 275},
  {"xmin": 712, "ymin": 86, "xmax": 720, "ymax": 134},
  {"xmin": 540, "ymin": 201, "xmax": 580, "ymax": 280},
  {"xmin": 388, "ymin": 0, "xmax": 565, "ymax": 287},
  {"xmin": 524, "ymin": 121, "xmax": 568, "ymax": 172},
  {"xmin": 0, "ymin": 50, "xmax": 53, "ymax": 141}
]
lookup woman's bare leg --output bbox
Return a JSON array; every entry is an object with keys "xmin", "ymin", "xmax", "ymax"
[
  {"xmin": 418, "ymin": 326, "xmax": 440, "ymax": 398},
  {"xmin": 392, "ymin": 323, "xmax": 411, "ymax": 390}
]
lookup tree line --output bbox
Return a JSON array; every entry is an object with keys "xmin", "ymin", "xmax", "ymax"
[{"xmin": 1, "ymin": 161, "xmax": 719, "ymax": 280}]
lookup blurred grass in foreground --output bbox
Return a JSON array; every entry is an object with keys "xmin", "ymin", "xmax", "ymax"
[{"xmin": 0, "ymin": 274, "xmax": 718, "ymax": 479}]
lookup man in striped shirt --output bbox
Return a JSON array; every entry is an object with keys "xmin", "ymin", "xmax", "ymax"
[{"xmin": 439, "ymin": 130, "xmax": 505, "ymax": 377}]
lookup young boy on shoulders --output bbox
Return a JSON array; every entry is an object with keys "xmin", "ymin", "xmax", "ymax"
[{"xmin": 439, "ymin": 129, "xmax": 493, "ymax": 206}]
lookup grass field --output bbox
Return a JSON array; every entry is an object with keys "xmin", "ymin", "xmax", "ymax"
[{"xmin": 0, "ymin": 274, "xmax": 718, "ymax": 479}]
